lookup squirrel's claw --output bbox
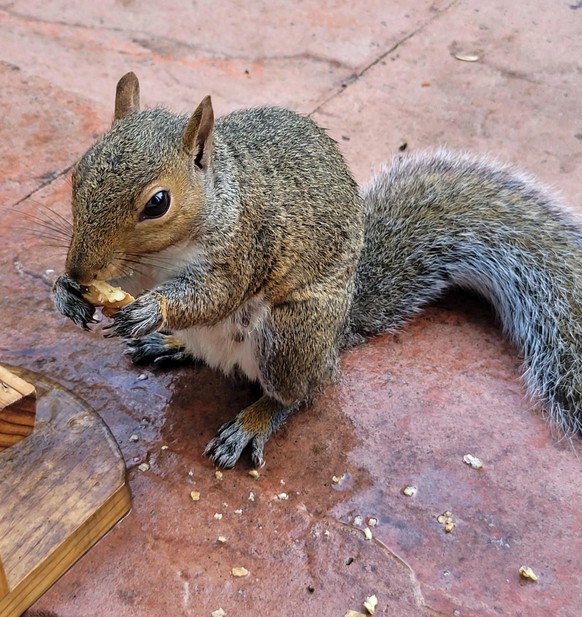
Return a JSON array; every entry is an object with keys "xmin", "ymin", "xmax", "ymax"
[
  {"xmin": 204, "ymin": 418, "xmax": 266, "ymax": 469},
  {"xmin": 124, "ymin": 332, "xmax": 192, "ymax": 366},
  {"xmin": 106, "ymin": 292, "xmax": 164, "ymax": 339},
  {"xmin": 52, "ymin": 273, "xmax": 97, "ymax": 330},
  {"xmin": 204, "ymin": 397, "xmax": 298, "ymax": 468}
]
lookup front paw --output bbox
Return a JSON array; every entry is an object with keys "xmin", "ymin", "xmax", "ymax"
[
  {"xmin": 52, "ymin": 273, "xmax": 97, "ymax": 330},
  {"xmin": 107, "ymin": 292, "xmax": 165, "ymax": 339},
  {"xmin": 125, "ymin": 332, "xmax": 192, "ymax": 366}
]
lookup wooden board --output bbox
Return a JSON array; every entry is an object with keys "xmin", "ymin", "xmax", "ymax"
[
  {"xmin": 0, "ymin": 368, "xmax": 131, "ymax": 617},
  {"xmin": 0, "ymin": 365, "xmax": 37, "ymax": 450}
]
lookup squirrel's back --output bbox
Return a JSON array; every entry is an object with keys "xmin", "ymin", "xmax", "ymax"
[{"xmin": 351, "ymin": 149, "xmax": 582, "ymax": 435}]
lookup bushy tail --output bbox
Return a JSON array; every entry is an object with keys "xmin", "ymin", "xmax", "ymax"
[{"xmin": 349, "ymin": 149, "xmax": 582, "ymax": 435}]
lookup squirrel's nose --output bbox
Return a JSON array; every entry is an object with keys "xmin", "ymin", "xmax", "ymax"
[{"xmin": 66, "ymin": 266, "xmax": 93, "ymax": 286}]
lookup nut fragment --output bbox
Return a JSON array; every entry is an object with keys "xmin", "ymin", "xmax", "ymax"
[
  {"xmin": 217, "ymin": 536, "xmax": 227, "ymax": 543},
  {"xmin": 248, "ymin": 469, "xmax": 260, "ymax": 479},
  {"xmin": 463, "ymin": 454, "xmax": 484, "ymax": 470},
  {"xmin": 402, "ymin": 485, "xmax": 417, "ymax": 496},
  {"xmin": 190, "ymin": 491, "xmax": 201, "ymax": 502},
  {"xmin": 437, "ymin": 511, "xmax": 456, "ymax": 533},
  {"xmin": 363, "ymin": 527, "xmax": 373, "ymax": 541},
  {"xmin": 363, "ymin": 594, "xmax": 378, "ymax": 615},
  {"xmin": 455, "ymin": 52, "xmax": 480, "ymax": 62},
  {"xmin": 519, "ymin": 565, "xmax": 538, "ymax": 581},
  {"xmin": 83, "ymin": 280, "xmax": 134, "ymax": 315},
  {"xmin": 211, "ymin": 609, "xmax": 226, "ymax": 617},
  {"xmin": 277, "ymin": 492, "xmax": 289, "ymax": 500},
  {"xmin": 231, "ymin": 566, "xmax": 249, "ymax": 577},
  {"xmin": 214, "ymin": 513, "xmax": 223, "ymax": 520},
  {"xmin": 214, "ymin": 470, "xmax": 223, "ymax": 480},
  {"xmin": 137, "ymin": 462, "xmax": 150, "ymax": 472}
]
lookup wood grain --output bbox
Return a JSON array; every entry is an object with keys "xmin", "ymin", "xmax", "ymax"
[
  {"xmin": 0, "ymin": 368, "xmax": 131, "ymax": 617},
  {"xmin": 0, "ymin": 364, "xmax": 37, "ymax": 450}
]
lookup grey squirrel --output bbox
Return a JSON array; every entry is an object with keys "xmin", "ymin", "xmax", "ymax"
[{"xmin": 53, "ymin": 72, "xmax": 582, "ymax": 467}]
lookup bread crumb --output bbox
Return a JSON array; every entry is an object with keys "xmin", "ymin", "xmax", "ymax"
[
  {"xmin": 214, "ymin": 513, "xmax": 223, "ymax": 520},
  {"xmin": 519, "ymin": 566, "xmax": 538, "ymax": 581},
  {"xmin": 363, "ymin": 594, "xmax": 378, "ymax": 614},
  {"xmin": 463, "ymin": 454, "xmax": 484, "ymax": 470},
  {"xmin": 190, "ymin": 491, "xmax": 201, "ymax": 501},
  {"xmin": 363, "ymin": 527, "xmax": 373, "ymax": 541},
  {"xmin": 231, "ymin": 566, "xmax": 249, "ymax": 577},
  {"xmin": 437, "ymin": 511, "xmax": 455, "ymax": 533},
  {"xmin": 402, "ymin": 485, "xmax": 417, "ymax": 496},
  {"xmin": 138, "ymin": 462, "xmax": 150, "ymax": 472},
  {"xmin": 249, "ymin": 469, "xmax": 260, "ymax": 479}
]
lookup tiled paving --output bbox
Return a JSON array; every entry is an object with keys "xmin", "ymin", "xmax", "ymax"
[{"xmin": 1, "ymin": 1, "xmax": 581, "ymax": 616}]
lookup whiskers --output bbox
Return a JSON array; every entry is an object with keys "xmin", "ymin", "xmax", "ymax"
[
  {"xmin": 113, "ymin": 251, "xmax": 185, "ymax": 289},
  {"xmin": 11, "ymin": 200, "xmax": 73, "ymax": 254}
]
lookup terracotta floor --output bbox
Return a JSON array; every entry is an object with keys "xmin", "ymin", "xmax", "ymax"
[{"xmin": 2, "ymin": 1, "xmax": 582, "ymax": 616}]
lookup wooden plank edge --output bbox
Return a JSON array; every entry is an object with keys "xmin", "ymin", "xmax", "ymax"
[
  {"xmin": 0, "ymin": 482, "xmax": 131, "ymax": 617},
  {"xmin": 0, "ymin": 559, "xmax": 8, "ymax": 600},
  {"xmin": 0, "ymin": 366, "xmax": 36, "ymax": 399}
]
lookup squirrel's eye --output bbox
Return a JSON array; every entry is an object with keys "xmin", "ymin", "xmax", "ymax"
[{"xmin": 141, "ymin": 190, "xmax": 170, "ymax": 220}]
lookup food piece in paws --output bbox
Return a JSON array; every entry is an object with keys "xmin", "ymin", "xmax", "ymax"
[{"xmin": 83, "ymin": 280, "xmax": 135, "ymax": 316}]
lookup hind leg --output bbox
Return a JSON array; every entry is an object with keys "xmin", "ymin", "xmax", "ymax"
[{"xmin": 205, "ymin": 291, "xmax": 347, "ymax": 467}]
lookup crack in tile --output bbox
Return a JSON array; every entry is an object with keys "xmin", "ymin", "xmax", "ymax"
[{"xmin": 309, "ymin": 0, "xmax": 460, "ymax": 116}]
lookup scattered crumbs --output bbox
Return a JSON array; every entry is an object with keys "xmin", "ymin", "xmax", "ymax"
[
  {"xmin": 463, "ymin": 454, "xmax": 484, "ymax": 470},
  {"xmin": 137, "ymin": 462, "xmax": 150, "ymax": 472},
  {"xmin": 248, "ymin": 469, "xmax": 260, "ymax": 479},
  {"xmin": 214, "ymin": 513, "xmax": 223, "ymax": 520},
  {"xmin": 129, "ymin": 434, "xmax": 139, "ymax": 442},
  {"xmin": 190, "ymin": 491, "xmax": 201, "ymax": 502},
  {"xmin": 363, "ymin": 527, "xmax": 373, "ymax": 541},
  {"xmin": 248, "ymin": 492, "xmax": 255, "ymax": 502},
  {"xmin": 234, "ymin": 508, "xmax": 243, "ymax": 515},
  {"xmin": 217, "ymin": 536, "xmax": 227, "ymax": 544},
  {"xmin": 367, "ymin": 517, "xmax": 378, "ymax": 527},
  {"xmin": 519, "ymin": 566, "xmax": 538, "ymax": 582},
  {"xmin": 160, "ymin": 445, "xmax": 169, "ymax": 451},
  {"xmin": 215, "ymin": 470, "xmax": 223, "ymax": 480},
  {"xmin": 137, "ymin": 373, "xmax": 148, "ymax": 381},
  {"xmin": 437, "ymin": 511, "xmax": 456, "ymax": 533},
  {"xmin": 277, "ymin": 493, "xmax": 289, "ymax": 501},
  {"xmin": 231, "ymin": 566, "xmax": 249, "ymax": 578},
  {"xmin": 363, "ymin": 594, "xmax": 378, "ymax": 615},
  {"xmin": 402, "ymin": 485, "xmax": 417, "ymax": 497},
  {"xmin": 211, "ymin": 609, "xmax": 226, "ymax": 617}
]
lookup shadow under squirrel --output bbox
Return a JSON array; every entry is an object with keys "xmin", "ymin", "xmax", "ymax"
[{"xmin": 53, "ymin": 72, "xmax": 582, "ymax": 468}]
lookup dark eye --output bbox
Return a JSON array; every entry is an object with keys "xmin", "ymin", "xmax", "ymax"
[{"xmin": 141, "ymin": 190, "xmax": 170, "ymax": 220}]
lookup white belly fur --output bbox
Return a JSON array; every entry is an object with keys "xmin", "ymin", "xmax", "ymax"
[{"xmin": 175, "ymin": 296, "xmax": 270, "ymax": 382}]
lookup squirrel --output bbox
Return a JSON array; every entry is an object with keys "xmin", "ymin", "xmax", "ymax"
[{"xmin": 53, "ymin": 71, "xmax": 582, "ymax": 468}]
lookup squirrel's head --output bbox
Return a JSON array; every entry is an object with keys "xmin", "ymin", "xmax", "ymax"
[{"xmin": 66, "ymin": 72, "xmax": 214, "ymax": 284}]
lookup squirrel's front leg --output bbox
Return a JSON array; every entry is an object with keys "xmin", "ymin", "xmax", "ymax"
[
  {"xmin": 107, "ymin": 291, "xmax": 167, "ymax": 339},
  {"xmin": 108, "ymin": 267, "xmax": 245, "ymax": 339}
]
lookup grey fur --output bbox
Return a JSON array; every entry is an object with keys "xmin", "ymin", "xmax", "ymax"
[{"xmin": 349, "ymin": 149, "xmax": 582, "ymax": 435}]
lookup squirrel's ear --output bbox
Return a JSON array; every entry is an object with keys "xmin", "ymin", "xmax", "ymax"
[
  {"xmin": 114, "ymin": 72, "xmax": 140, "ymax": 122},
  {"xmin": 183, "ymin": 96, "xmax": 214, "ymax": 170}
]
